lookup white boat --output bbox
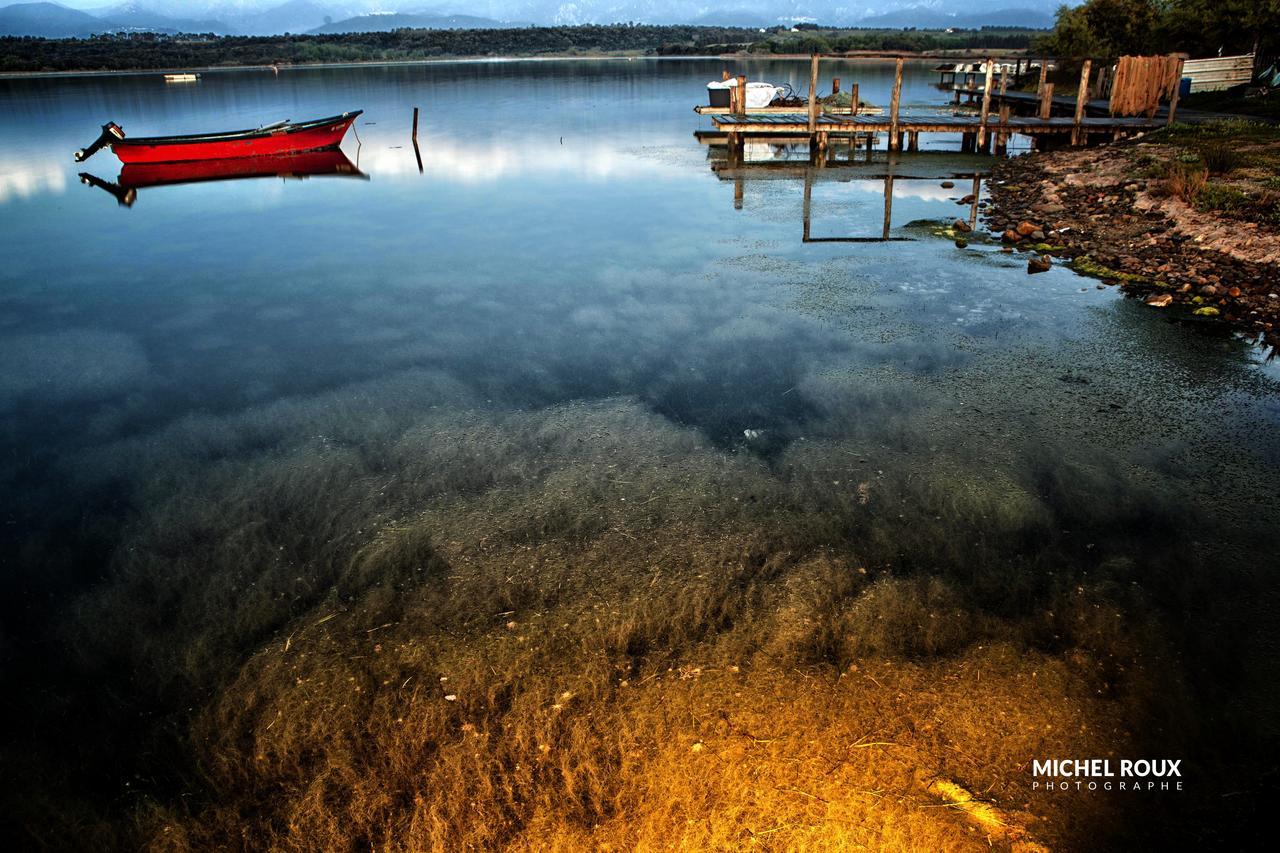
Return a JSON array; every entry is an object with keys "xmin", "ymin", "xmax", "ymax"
[{"xmin": 163, "ymin": 73, "xmax": 201, "ymax": 83}]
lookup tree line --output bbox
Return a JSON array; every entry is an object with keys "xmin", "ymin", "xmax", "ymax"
[
  {"xmin": 1036, "ymin": 0, "xmax": 1278, "ymax": 61},
  {"xmin": 0, "ymin": 24, "xmax": 1038, "ymax": 74}
]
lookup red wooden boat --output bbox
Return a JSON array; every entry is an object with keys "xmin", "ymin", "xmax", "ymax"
[
  {"xmin": 74, "ymin": 111, "xmax": 362, "ymax": 164},
  {"xmin": 77, "ymin": 148, "xmax": 367, "ymax": 207}
]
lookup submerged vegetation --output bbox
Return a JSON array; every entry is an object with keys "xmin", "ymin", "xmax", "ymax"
[{"xmin": 2, "ymin": 347, "xmax": 1274, "ymax": 848}]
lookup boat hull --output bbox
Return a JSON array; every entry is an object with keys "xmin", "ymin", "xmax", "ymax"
[{"xmin": 110, "ymin": 112, "xmax": 360, "ymax": 164}]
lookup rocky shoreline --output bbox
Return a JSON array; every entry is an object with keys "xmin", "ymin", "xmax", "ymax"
[{"xmin": 980, "ymin": 139, "xmax": 1280, "ymax": 354}]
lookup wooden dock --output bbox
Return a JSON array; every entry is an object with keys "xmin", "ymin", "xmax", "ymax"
[
  {"xmin": 704, "ymin": 54, "xmax": 1176, "ymax": 157},
  {"xmin": 710, "ymin": 112, "xmax": 1162, "ymax": 152}
]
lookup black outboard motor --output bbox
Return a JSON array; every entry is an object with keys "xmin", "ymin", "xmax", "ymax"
[{"xmin": 74, "ymin": 122, "xmax": 124, "ymax": 162}]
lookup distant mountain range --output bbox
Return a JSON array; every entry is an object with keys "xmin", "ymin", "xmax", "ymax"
[
  {"xmin": 0, "ymin": 1, "xmax": 1061, "ymax": 38},
  {"xmin": 307, "ymin": 13, "xmax": 521, "ymax": 35}
]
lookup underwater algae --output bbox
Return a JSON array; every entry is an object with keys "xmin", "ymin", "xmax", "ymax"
[{"xmin": 0, "ymin": 361, "xmax": 1210, "ymax": 851}]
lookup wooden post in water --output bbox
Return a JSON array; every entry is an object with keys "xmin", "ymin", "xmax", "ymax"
[
  {"xmin": 802, "ymin": 168, "xmax": 813, "ymax": 241},
  {"xmin": 882, "ymin": 173, "xmax": 894, "ymax": 240},
  {"xmin": 722, "ymin": 69, "xmax": 730, "ymax": 81},
  {"xmin": 736, "ymin": 74, "xmax": 747, "ymax": 116},
  {"xmin": 977, "ymin": 58, "xmax": 994, "ymax": 148},
  {"xmin": 996, "ymin": 102, "xmax": 1011, "ymax": 154},
  {"xmin": 1072, "ymin": 59, "xmax": 1091, "ymax": 145},
  {"xmin": 411, "ymin": 107, "xmax": 419, "ymax": 141},
  {"xmin": 832, "ymin": 77, "xmax": 840, "ymax": 94},
  {"xmin": 808, "ymin": 54, "xmax": 820, "ymax": 133},
  {"xmin": 888, "ymin": 58, "xmax": 904, "ymax": 151},
  {"xmin": 1036, "ymin": 60, "xmax": 1048, "ymax": 102},
  {"xmin": 1039, "ymin": 82, "xmax": 1054, "ymax": 119},
  {"xmin": 1167, "ymin": 55, "xmax": 1186, "ymax": 125},
  {"xmin": 969, "ymin": 174, "xmax": 981, "ymax": 229},
  {"xmin": 851, "ymin": 83, "xmax": 860, "ymax": 116}
]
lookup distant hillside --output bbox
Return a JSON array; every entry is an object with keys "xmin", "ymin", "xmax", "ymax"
[
  {"xmin": 857, "ymin": 7, "xmax": 1054, "ymax": 30},
  {"xmin": 233, "ymin": 0, "xmax": 333, "ymax": 36},
  {"xmin": 307, "ymin": 13, "xmax": 522, "ymax": 34},
  {"xmin": 98, "ymin": 2, "xmax": 228, "ymax": 35},
  {"xmin": 0, "ymin": 2, "xmax": 102, "ymax": 37}
]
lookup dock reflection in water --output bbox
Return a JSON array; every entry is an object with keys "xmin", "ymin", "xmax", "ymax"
[{"xmin": 700, "ymin": 131, "xmax": 987, "ymax": 242}]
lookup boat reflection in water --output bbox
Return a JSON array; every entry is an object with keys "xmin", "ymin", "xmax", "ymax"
[{"xmin": 77, "ymin": 148, "xmax": 368, "ymax": 207}]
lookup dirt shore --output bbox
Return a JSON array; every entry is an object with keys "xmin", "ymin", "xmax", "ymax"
[{"xmin": 982, "ymin": 127, "xmax": 1280, "ymax": 352}]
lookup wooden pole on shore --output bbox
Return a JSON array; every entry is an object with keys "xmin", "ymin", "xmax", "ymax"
[
  {"xmin": 978, "ymin": 57, "xmax": 994, "ymax": 148},
  {"xmin": 1167, "ymin": 55, "xmax": 1186, "ymax": 125},
  {"xmin": 1036, "ymin": 60, "xmax": 1048, "ymax": 102},
  {"xmin": 888, "ymin": 58, "xmax": 904, "ymax": 151},
  {"xmin": 807, "ymin": 54, "xmax": 820, "ymax": 133},
  {"xmin": 1072, "ymin": 59, "xmax": 1091, "ymax": 145}
]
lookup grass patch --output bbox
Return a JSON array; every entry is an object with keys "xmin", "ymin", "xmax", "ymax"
[
  {"xmin": 1161, "ymin": 160, "xmax": 1209, "ymax": 204},
  {"xmin": 1197, "ymin": 182, "xmax": 1249, "ymax": 212},
  {"xmin": 1199, "ymin": 141, "xmax": 1243, "ymax": 175}
]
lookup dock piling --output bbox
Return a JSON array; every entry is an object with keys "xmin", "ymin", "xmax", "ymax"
[
  {"xmin": 1072, "ymin": 60, "xmax": 1091, "ymax": 145},
  {"xmin": 807, "ymin": 54, "xmax": 820, "ymax": 133},
  {"xmin": 1166, "ymin": 55, "xmax": 1186, "ymax": 125},
  {"xmin": 1038, "ymin": 82, "xmax": 1054, "ymax": 119},
  {"xmin": 978, "ymin": 58, "xmax": 995, "ymax": 147},
  {"xmin": 736, "ymin": 74, "xmax": 747, "ymax": 117},
  {"xmin": 411, "ymin": 107, "xmax": 419, "ymax": 141},
  {"xmin": 888, "ymin": 58, "xmax": 904, "ymax": 151}
]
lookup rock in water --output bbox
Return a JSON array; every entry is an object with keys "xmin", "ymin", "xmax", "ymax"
[
  {"xmin": 953, "ymin": 219, "xmax": 972, "ymax": 233},
  {"xmin": 1145, "ymin": 293, "xmax": 1174, "ymax": 308},
  {"xmin": 1002, "ymin": 229, "xmax": 1022, "ymax": 243},
  {"xmin": 941, "ymin": 180, "xmax": 955, "ymax": 188},
  {"xmin": 1016, "ymin": 221, "xmax": 1040, "ymax": 236},
  {"xmin": 1027, "ymin": 255, "xmax": 1051, "ymax": 274}
]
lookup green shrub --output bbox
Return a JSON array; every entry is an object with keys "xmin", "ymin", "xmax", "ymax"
[
  {"xmin": 1199, "ymin": 142, "xmax": 1242, "ymax": 175},
  {"xmin": 1196, "ymin": 183, "xmax": 1249, "ymax": 212}
]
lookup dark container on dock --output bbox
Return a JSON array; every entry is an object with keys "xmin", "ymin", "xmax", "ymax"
[{"xmin": 707, "ymin": 81, "xmax": 733, "ymax": 107}]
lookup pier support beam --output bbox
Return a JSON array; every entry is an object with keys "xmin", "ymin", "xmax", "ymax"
[
  {"xmin": 1039, "ymin": 82, "xmax": 1054, "ymax": 119},
  {"xmin": 1072, "ymin": 59, "xmax": 1091, "ymax": 145},
  {"xmin": 807, "ymin": 54, "xmax": 819, "ymax": 134},
  {"xmin": 977, "ymin": 57, "xmax": 994, "ymax": 147},
  {"xmin": 1166, "ymin": 55, "xmax": 1186, "ymax": 125},
  {"xmin": 888, "ymin": 58, "xmax": 904, "ymax": 151}
]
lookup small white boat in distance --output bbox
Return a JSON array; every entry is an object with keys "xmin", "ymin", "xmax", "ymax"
[{"xmin": 163, "ymin": 73, "xmax": 201, "ymax": 83}]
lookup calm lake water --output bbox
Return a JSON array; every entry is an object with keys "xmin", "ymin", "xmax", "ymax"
[{"xmin": 1, "ymin": 59, "xmax": 1278, "ymax": 847}]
